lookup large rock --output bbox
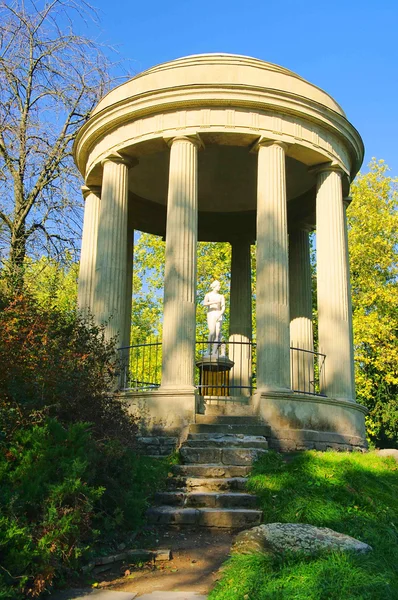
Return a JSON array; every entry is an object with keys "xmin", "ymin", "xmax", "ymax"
[
  {"xmin": 377, "ymin": 449, "xmax": 398, "ymax": 461},
  {"xmin": 232, "ymin": 523, "xmax": 372, "ymax": 556}
]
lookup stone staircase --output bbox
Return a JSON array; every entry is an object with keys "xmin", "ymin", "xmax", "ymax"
[{"xmin": 147, "ymin": 417, "xmax": 271, "ymax": 529}]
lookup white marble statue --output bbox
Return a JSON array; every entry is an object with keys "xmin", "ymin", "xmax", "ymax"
[{"xmin": 203, "ymin": 280, "xmax": 225, "ymax": 355}]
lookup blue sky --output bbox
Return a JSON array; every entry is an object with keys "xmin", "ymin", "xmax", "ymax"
[{"xmin": 88, "ymin": 0, "xmax": 398, "ymax": 177}]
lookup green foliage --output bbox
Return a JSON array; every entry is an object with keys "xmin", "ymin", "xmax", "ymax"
[
  {"xmin": 348, "ymin": 159, "xmax": 398, "ymax": 447},
  {"xmin": 0, "ymin": 294, "xmax": 137, "ymax": 444},
  {"xmin": 210, "ymin": 450, "xmax": 398, "ymax": 599},
  {"xmin": 0, "ymin": 419, "xmax": 172, "ymax": 598},
  {"xmin": 0, "ymin": 292, "xmax": 173, "ymax": 597},
  {"xmin": 24, "ymin": 256, "xmax": 79, "ymax": 314},
  {"xmin": 0, "ymin": 420, "xmax": 103, "ymax": 598}
]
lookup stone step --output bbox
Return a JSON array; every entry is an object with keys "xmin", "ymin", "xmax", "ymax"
[
  {"xmin": 204, "ymin": 402, "xmax": 255, "ymax": 417},
  {"xmin": 195, "ymin": 415, "xmax": 260, "ymax": 425},
  {"xmin": 172, "ymin": 464, "xmax": 251, "ymax": 478},
  {"xmin": 180, "ymin": 446, "xmax": 267, "ymax": 466},
  {"xmin": 185, "ymin": 434, "xmax": 268, "ymax": 449},
  {"xmin": 205, "ymin": 395, "xmax": 250, "ymax": 404},
  {"xmin": 146, "ymin": 506, "xmax": 262, "ymax": 529},
  {"xmin": 169, "ymin": 476, "xmax": 249, "ymax": 492},
  {"xmin": 189, "ymin": 423, "xmax": 271, "ymax": 436},
  {"xmin": 155, "ymin": 491, "xmax": 258, "ymax": 508}
]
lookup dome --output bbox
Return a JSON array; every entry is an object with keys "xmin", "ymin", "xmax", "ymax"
[{"xmin": 93, "ymin": 53, "xmax": 346, "ymax": 118}]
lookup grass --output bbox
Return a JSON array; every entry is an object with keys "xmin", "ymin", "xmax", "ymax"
[{"xmin": 209, "ymin": 450, "xmax": 398, "ymax": 600}]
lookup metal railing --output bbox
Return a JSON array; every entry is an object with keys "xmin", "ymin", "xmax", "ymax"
[
  {"xmin": 290, "ymin": 346, "xmax": 326, "ymax": 396},
  {"xmin": 118, "ymin": 339, "xmax": 326, "ymax": 397},
  {"xmin": 119, "ymin": 339, "xmax": 162, "ymax": 391}
]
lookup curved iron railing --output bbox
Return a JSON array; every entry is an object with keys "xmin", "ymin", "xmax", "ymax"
[{"xmin": 118, "ymin": 339, "xmax": 326, "ymax": 397}]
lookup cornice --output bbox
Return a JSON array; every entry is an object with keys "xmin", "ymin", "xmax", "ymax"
[{"xmin": 74, "ymin": 85, "xmax": 364, "ymax": 181}]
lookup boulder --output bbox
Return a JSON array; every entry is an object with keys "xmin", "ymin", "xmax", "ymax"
[
  {"xmin": 377, "ymin": 449, "xmax": 398, "ymax": 461},
  {"xmin": 232, "ymin": 523, "xmax": 372, "ymax": 556}
]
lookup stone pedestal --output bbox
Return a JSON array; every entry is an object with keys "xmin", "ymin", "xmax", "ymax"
[
  {"xmin": 161, "ymin": 136, "xmax": 199, "ymax": 392},
  {"xmin": 289, "ymin": 228, "xmax": 314, "ymax": 393},
  {"xmin": 78, "ymin": 186, "xmax": 100, "ymax": 317},
  {"xmin": 316, "ymin": 168, "xmax": 355, "ymax": 401},
  {"xmin": 256, "ymin": 141, "xmax": 290, "ymax": 392},
  {"xmin": 229, "ymin": 240, "xmax": 252, "ymax": 396},
  {"xmin": 196, "ymin": 355, "xmax": 234, "ymax": 397}
]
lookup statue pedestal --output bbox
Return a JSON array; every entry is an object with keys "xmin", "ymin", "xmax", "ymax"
[{"xmin": 196, "ymin": 355, "xmax": 234, "ymax": 397}]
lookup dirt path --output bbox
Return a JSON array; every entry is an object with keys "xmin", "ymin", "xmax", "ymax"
[{"xmin": 96, "ymin": 528, "xmax": 233, "ymax": 598}]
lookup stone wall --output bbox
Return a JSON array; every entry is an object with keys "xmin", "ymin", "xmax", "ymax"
[
  {"xmin": 268, "ymin": 428, "xmax": 367, "ymax": 452},
  {"xmin": 136, "ymin": 436, "xmax": 178, "ymax": 457}
]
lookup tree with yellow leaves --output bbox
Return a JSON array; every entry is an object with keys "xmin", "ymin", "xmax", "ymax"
[{"xmin": 348, "ymin": 159, "xmax": 398, "ymax": 447}]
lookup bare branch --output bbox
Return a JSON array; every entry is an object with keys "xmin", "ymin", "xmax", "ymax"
[{"xmin": 0, "ymin": 0, "xmax": 118, "ymax": 289}]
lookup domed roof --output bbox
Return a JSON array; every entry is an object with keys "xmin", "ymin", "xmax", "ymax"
[{"xmin": 92, "ymin": 53, "xmax": 345, "ymax": 117}]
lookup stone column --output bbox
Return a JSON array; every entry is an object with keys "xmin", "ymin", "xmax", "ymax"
[
  {"xmin": 289, "ymin": 228, "xmax": 314, "ymax": 393},
  {"xmin": 256, "ymin": 141, "xmax": 290, "ymax": 392},
  {"xmin": 161, "ymin": 136, "xmax": 199, "ymax": 390},
  {"xmin": 316, "ymin": 167, "xmax": 355, "ymax": 401},
  {"xmin": 229, "ymin": 240, "xmax": 252, "ymax": 396},
  {"xmin": 78, "ymin": 185, "xmax": 100, "ymax": 317},
  {"xmin": 122, "ymin": 228, "xmax": 134, "ymax": 351},
  {"xmin": 94, "ymin": 154, "xmax": 132, "ymax": 345}
]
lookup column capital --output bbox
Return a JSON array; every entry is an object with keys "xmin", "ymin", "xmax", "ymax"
[
  {"xmin": 81, "ymin": 185, "xmax": 101, "ymax": 200},
  {"xmin": 251, "ymin": 137, "xmax": 288, "ymax": 153},
  {"xmin": 164, "ymin": 134, "xmax": 204, "ymax": 149},
  {"xmin": 290, "ymin": 221, "xmax": 313, "ymax": 234},
  {"xmin": 101, "ymin": 152, "xmax": 138, "ymax": 168},
  {"xmin": 309, "ymin": 162, "xmax": 345, "ymax": 178}
]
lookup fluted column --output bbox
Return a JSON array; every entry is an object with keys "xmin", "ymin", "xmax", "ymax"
[
  {"xmin": 161, "ymin": 136, "xmax": 199, "ymax": 389},
  {"xmin": 229, "ymin": 240, "xmax": 252, "ymax": 396},
  {"xmin": 289, "ymin": 228, "xmax": 314, "ymax": 393},
  {"xmin": 94, "ymin": 154, "xmax": 132, "ymax": 344},
  {"xmin": 78, "ymin": 185, "xmax": 101, "ymax": 317},
  {"xmin": 316, "ymin": 167, "xmax": 355, "ymax": 401},
  {"xmin": 122, "ymin": 228, "xmax": 134, "ymax": 350},
  {"xmin": 256, "ymin": 141, "xmax": 290, "ymax": 391}
]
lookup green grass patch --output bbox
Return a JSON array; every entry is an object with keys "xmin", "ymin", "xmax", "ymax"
[{"xmin": 209, "ymin": 451, "xmax": 398, "ymax": 600}]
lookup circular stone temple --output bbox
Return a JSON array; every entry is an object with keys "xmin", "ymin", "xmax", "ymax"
[{"xmin": 74, "ymin": 53, "xmax": 367, "ymax": 451}]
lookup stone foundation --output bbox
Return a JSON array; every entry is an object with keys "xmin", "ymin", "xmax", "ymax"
[
  {"xmin": 121, "ymin": 388, "xmax": 367, "ymax": 452},
  {"xmin": 122, "ymin": 388, "xmax": 197, "ymax": 437},
  {"xmin": 253, "ymin": 390, "xmax": 367, "ymax": 451},
  {"xmin": 267, "ymin": 429, "xmax": 366, "ymax": 452}
]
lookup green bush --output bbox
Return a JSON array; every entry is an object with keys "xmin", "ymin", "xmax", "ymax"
[
  {"xmin": 0, "ymin": 294, "xmax": 137, "ymax": 444},
  {"xmin": 0, "ymin": 295, "xmax": 171, "ymax": 597},
  {"xmin": 0, "ymin": 419, "xmax": 172, "ymax": 598}
]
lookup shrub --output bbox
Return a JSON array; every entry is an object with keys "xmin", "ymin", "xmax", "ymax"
[
  {"xmin": 0, "ymin": 295, "xmax": 170, "ymax": 598},
  {"xmin": 0, "ymin": 295, "xmax": 137, "ymax": 444},
  {"xmin": 0, "ymin": 420, "xmax": 103, "ymax": 597},
  {"xmin": 0, "ymin": 419, "xmax": 172, "ymax": 598}
]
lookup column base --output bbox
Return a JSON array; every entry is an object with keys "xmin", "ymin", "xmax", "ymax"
[
  {"xmin": 121, "ymin": 388, "xmax": 198, "ymax": 437},
  {"xmin": 257, "ymin": 384, "xmax": 292, "ymax": 394},
  {"xmin": 253, "ymin": 390, "xmax": 367, "ymax": 450}
]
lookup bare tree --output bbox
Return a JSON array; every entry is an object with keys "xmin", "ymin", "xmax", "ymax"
[{"xmin": 0, "ymin": 0, "xmax": 113, "ymax": 290}]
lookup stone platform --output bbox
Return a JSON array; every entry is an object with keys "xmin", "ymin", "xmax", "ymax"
[{"xmin": 126, "ymin": 389, "xmax": 367, "ymax": 453}]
